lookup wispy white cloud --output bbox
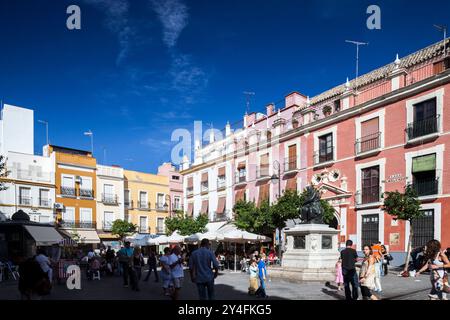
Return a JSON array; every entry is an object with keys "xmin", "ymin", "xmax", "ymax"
[
  {"xmin": 84, "ymin": 0, "xmax": 134, "ymax": 65},
  {"xmin": 149, "ymin": 0, "xmax": 188, "ymax": 48}
]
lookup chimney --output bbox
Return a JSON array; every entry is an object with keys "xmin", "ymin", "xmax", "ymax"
[
  {"xmin": 266, "ymin": 103, "xmax": 275, "ymax": 116},
  {"xmin": 225, "ymin": 121, "xmax": 231, "ymax": 136},
  {"xmin": 285, "ymin": 91, "xmax": 307, "ymax": 108}
]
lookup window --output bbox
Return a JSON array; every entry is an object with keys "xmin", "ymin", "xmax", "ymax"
[
  {"xmin": 173, "ymin": 196, "xmax": 181, "ymax": 210},
  {"xmin": 139, "ymin": 216, "xmax": 148, "ymax": 233},
  {"xmin": 62, "ymin": 207, "xmax": 75, "ymax": 223},
  {"xmin": 287, "ymin": 145, "xmax": 297, "ymax": 171},
  {"xmin": 318, "ymin": 133, "xmax": 333, "ymax": 163},
  {"xmin": 80, "ymin": 208, "xmax": 92, "ymax": 223},
  {"xmin": 103, "ymin": 212, "xmax": 114, "ymax": 231},
  {"xmin": 39, "ymin": 189, "xmax": 50, "ymax": 207},
  {"xmin": 258, "ymin": 153, "xmax": 269, "ymax": 178},
  {"xmin": 407, "ymin": 98, "xmax": 438, "ymax": 140},
  {"xmin": 412, "ymin": 154, "xmax": 438, "ymax": 196},
  {"xmin": 201, "ymin": 172, "xmax": 209, "ymax": 192},
  {"xmin": 187, "ymin": 177, "xmax": 194, "ymax": 195},
  {"xmin": 79, "ymin": 177, "xmax": 93, "ymax": 198},
  {"xmin": 103, "ymin": 184, "xmax": 115, "ymax": 203},
  {"xmin": 157, "ymin": 193, "xmax": 165, "ymax": 209},
  {"xmin": 139, "ymin": 192, "xmax": 148, "ymax": 208},
  {"xmin": 258, "ymin": 183, "xmax": 270, "ymax": 206},
  {"xmin": 361, "ymin": 166, "xmax": 380, "ymax": 204},
  {"xmin": 361, "ymin": 214, "xmax": 379, "ymax": 247},
  {"xmin": 334, "ymin": 99, "xmax": 341, "ymax": 112},
  {"xmin": 358, "ymin": 118, "xmax": 380, "ymax": 154},
  {"xmin": 124, "ymin": 190, "xmax": 130, "ymax": 207},
  {"xmin": 19, "ymin": 187, "xmax": 31, "ymax": 206},
  {"xmin": 157, "ymin": 218, "xmax": 164, "ymax": 233},
  {"xmin": 61, "ymin": 176, "xmax": 75, "ymax": 196},
  {"xmin": 411, "ymin": 210, "xmax": 434, "ymax": 248},
  {"xmin": 172, "ymin": 175, "xmax": 180, "ymax": 181},
  {"xmin": 236, "ymin": 162, "xmax": 246, "ymax": 183}
]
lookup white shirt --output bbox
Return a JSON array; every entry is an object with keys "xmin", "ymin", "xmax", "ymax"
[
  {"xmin": 35, "ymin": 254, "xmax": 51, "ymax": 273},
  {"xmin": 169, "ymin": 253, "xmax": 184, "ymax": 278}
]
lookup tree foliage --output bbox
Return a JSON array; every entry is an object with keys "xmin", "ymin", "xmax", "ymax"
[
  {"xmin": 164, "ymin": 212, "xmax": 209, "ymax": 236},
  {"xmin": 0, "ymin": 156, "xmax": 9, "ymax": 191},
  {"xmin": 111, "ymin": 219, "xmax": 137, "ymax": 241},
  {"xmin": 382, "ymin": 185, "xmax": 422, "ymax": 222}
]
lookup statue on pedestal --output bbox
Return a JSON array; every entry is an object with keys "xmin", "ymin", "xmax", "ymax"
[{"xmin": 299, "ymin": 186, "xmax": 324, "ymax": 224}]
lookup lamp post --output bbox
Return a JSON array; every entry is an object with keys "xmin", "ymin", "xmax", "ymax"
[{"xmin": 270, "ymin": 160, "xmax": 281, "ymax": 199}]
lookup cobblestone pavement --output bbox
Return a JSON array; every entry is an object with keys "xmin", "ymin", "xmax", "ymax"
[{"xmin": 0, "ymin": 267, "xmax": 433, "ymax": 300}]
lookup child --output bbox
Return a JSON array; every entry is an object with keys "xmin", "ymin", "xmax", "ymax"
[
  {"xmin": 248, "ymin": 259, "xmax": 259, "ymax": 295},
  {"xmin": 335, "ymin": 257, "xmax": 344, "ymax": 291}
]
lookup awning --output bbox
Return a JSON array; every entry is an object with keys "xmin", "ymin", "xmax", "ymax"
[
  {"xmin": 201, "ymin": 172, "xmax": 209, "ymax": 183},
  {"xmin": 285, "ymin": 178, "xmax": 297, "ymax": 191},
  {"xmin": 218, "ymin": 166, "xmax": 226, "ymax": 177},
  {"xmin": 75, "ymin": 230, "xmax": 101, "ymax": 244},
  {"xmin": 24, "ymin": 225, "xmax": 63, "ymax": 246},
  {"xmin": 235, "ymin": 189, "xmax": 245, "ymax": 202},
  {"xmin": 187, "ymin": 177, "xmax": 193, "ymax": 188},
  {"xmin": 187, "ymin": 203, "xmax": 194, "ymax": 216},
  {"xmin": 237, "ymin": 162, "xmax": 246, "ymax": 170},
  {"xmin": 216, "ymin": 197, "xmax": 226, "ymax": 214},
  {"xmin": 200, "ymin": 200, "xmax": 209, "ymax": 214},
  {"xmin": 412, "ymin": 154, "xmax": 436, "ymax": 173}
]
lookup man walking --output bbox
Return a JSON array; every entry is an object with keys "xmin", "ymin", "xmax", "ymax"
[
  {"xmin": 118, "ymin": 242, "xmax": 133, "ymax": 288},
  {"xmin": 256, "ymin": 255, "xmax": 268, "ymax": 298},
  {"xmin": 143, "ymin": 248, "xmax": 159, "ymax": 282},
  {"xmin": 189, "ymin": 239, "xmax": 219, "ymax": 300},
  {"xmin": 340, "ymin": 240, "xmax": 359, "ymax": 300}
]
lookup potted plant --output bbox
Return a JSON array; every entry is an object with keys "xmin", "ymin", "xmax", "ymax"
[{"xmin": 322, "ymin": 105, "xmax": 332, "ymax": 116}]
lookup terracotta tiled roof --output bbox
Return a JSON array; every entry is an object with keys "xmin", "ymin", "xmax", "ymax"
[{"xmin": 310, "ymin": 38, "xmax": 450, "ymax": 105}]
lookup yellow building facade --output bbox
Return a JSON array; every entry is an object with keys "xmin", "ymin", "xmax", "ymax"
[
  {"xmin": 124, "ymin": 170, "xmax": 169, "ymax": 235},
  {"xmin": 45, "ymin": 145, "xmax": 100, "ymax": 245}
]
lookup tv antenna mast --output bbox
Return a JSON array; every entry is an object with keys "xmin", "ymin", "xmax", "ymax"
[
  {"xmin": 345, "ymin": 40, "xmax": 369, "ymax": 92},
  {"xmin": 243, "ymin": 91, "xmax": 255, "ymax": 114},
  {"xmin": 434, "ymin": 24, "xmax": 448, "ymax": 58}
]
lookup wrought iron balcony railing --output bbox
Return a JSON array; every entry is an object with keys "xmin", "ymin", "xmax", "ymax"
[
  {"xmin": 406, "ymin": 115, "xmax": 440, "ymax": 141},
  {"xmin": 284, "ymin": 157, "xmax": 299, "ymax": 172},
  {"xmin": 313, "ymin": 147, "xmax": 334, "ymax": 166},
  {"xmin": 138, "ymin": 201, "xmax": 151, "ymax": 210},
  {"xmin": 186, "ymin": 187, "xmax": 194, "ymax": 197},
  {"xmin": 103, "ymin": 221, "xmax": 113, "ymax": 231},
  {"xmin": 79, "ymin": 188, "xmax": 94, "ymax": 198},
  {"xmin": 155, "ymin": 204, "xmax": 168, "ymax": 211},
  {"xmin": 19, "ymin": 196, "xmax": 32, "ymax": 206},
  {"xmin": 355, "ymin": 132, "xmax": 381, "ymax": 155},
  {"xmin": 61, "ymin": 186, "xmax": 76, "ymax": 197},
  {"xmin": 60, "ymin": 220, "xmax": 97, "ymax": 229},
  {"xmin": 355, "ymin": 187, "xmax": 383, "ymax": 205},
  {"xmin": 39, "ymin": 198, "xmax": 51, "ymax": 208},
  {"xmin": 102, "ymin": 193, "xmax": 119, "ymax": 205},
  {"xmin": 235, "ymin": 172, "xmax": 247, "ymax": 184},
  {"xmin": 201, "ymin": 182, "xmax": 209, "ymax": 193},
  {"xmin": 217, "ymin": 178, "xmax": 226, "ymax": 189},
  {"xmin": 256, "ymin": 165, "xmax": 270, "ymax": 180},
  {"xmin": 413, "ymin": 177, "xmax": 439, "ymax": 197}
]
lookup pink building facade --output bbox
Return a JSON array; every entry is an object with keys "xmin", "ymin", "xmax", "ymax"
[
  {"xmin": 181, "ymin": 39, "xmax": 450, "ymax": 258},
  {"xmin": 157, "ymin": 162, "xmax": 183, "ymax": 216}
]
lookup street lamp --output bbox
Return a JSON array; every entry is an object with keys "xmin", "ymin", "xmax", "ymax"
[
  {"xmin": 38, "ymin": 120, "xmax": 49, "ymax": 146},
  {"xmin": 83, "ymin": 130, "xmax": 94, "ymax": 155},
  {"xmin": 270, "ymin": 160, "xmax": 281, "ymax": 199}
]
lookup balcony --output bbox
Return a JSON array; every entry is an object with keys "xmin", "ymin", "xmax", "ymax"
[
  {"xmin": 235, "ymin": 172, "xmax": 247, "ymax": 185},
  {"xmin": 79, "ymin": 188, "xmax": 94, "ymax": 199},
  {"xmin": 60, "ymin": 220, "xmax": 97, "ymax": 229},
  {"xmin": 284, "ymin": 157, "xmax": 299, "ymax": 173},
  {"xmin": 102, "ymin": 193, "xmax": 119, "ymax": 205},
  {"xmin": 139, "ymin": 226, "xmax": 150, "ymax": 234},
  {"xmin": 355, "ymin": 132, "xmax": 381, "ymax": 157},
  {"xmin": 102, "ymin": 221, "xmax": 113, "ymax": 231},
  {"xmin": 155, "ymin": 203, "xmax": 168, "ymax": 212},
  {"xmin": 19, "ymin": 196, "xmax": 32, "ymax": 206},
  {"xmin": 256, "ymin": 165, "xmax": 270, "ymax": 181},
  {"xmin": 355, "ymin": 187, "xmax": 383, "ymax": 207},
  {"xmin": 138, "ymin": 201, "xmax": 151, "ymax": 210},
  {"xmin": 413, "ymin": 177, "xmax": 439, "ymax": 197},
  {"xmin": 61, "ymin": 186, "xmax": 76, "ymax": 197},
  {"xmin": 217, "ymin": 177, "xmax": 226, "ymax": 190},
  {"xmin": 39, "ymin": 198, "xmax": 52, "ymax": 208},
  {"xmin": 201, "ymin": 183, "xmax": 209, "ymax": 195},
  {"xmin": 406, "ymin": 115, "xmax": 440, "ymax": 143},
  {"xmin": 313, "ymin": 147, "xmax": 334, "ymax": 167},
  {"xmin": 187, "ymin": 187, "xmax": 194, "ymax": 198}
]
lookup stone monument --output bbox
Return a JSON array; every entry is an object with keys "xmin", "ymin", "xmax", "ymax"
[{"xmin": 273, "ymin": 186, "xmax": 339, "ymax": 282}]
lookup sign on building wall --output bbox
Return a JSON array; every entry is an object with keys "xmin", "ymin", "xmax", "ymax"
[{"xmin": 389, "ymin": 233, "xmax": 400, "ymax": 246}]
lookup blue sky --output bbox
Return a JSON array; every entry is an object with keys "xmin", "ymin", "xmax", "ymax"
[{"xmin": 0, "ymin": 0, "xmax": 449, "ymax": 172}]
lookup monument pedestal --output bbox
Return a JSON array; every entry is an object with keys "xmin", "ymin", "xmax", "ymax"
[{"xmin": 271, "ymin": 224, "xmax": 339, "ymax": 282}]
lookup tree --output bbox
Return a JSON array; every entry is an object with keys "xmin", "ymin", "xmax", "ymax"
[
  {"xmin": 0, "ymin": 156, "xmax": 9, "ymax": 191},
  {"xmin": 164, "ymin": 212, "xmax": 208, "ymax": 236},
  {"xmin": 233, "ymin": 200, "xmax": 259, "ymax": 233},
  {"xmin": 111, "ymin": 219, "xmax": 137, "ymax": 242},
  {"xmin": 382, "ymin": 184, "xmax": 422, "ymax": 273}
]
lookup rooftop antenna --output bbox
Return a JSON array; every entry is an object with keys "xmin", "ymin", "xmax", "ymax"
[
  {"xmin": 243, "ymin": 91, "xmax": 255, "ymax": 114},
  {"xmin": 345, "ymin": 40, "xmax": 369, "ymax": 92},
  {"xmin": 434, "ymin": 24, "xmax": 448, "ymax": 58}
]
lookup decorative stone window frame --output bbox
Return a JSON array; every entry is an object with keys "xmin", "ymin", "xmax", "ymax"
[
  {"xmin": 356, "ymin": 208, "xmax": 385, "ymax": 251},
  {"xmin": 404, "ymin": 144, "xmax": 444, "ymax": 196},
  {"xmin": 404, "ymin": 203, "xmax": 441, "ymax": 251},
  {"xmin": 405, "ymin": 88, "xmax": 444, "ymax": 135},
  {"xmin": 355, "ymin": 158, "xmax": 386, "ymax": 208},
  {"xmin": 355, "ymin": 109, "xmax": 385, "ymax": 150},
  {"xmin": 313, "ymin": 126, "xmax": 338, "ymax": 163}
]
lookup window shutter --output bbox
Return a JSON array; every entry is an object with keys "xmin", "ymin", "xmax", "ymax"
[
  {"xmin": 412, "ymin": 154, "xmax": 436, "ymax": 173},
  {"xmin": 216, "ymin": 197, "xmax": 226, "ymax": 214},
  {"xmin": 361, "ymin": 117, "xmax": 379, "ymax": 138}
]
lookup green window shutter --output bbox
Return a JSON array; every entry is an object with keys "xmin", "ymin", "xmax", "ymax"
[{"xmin": 412, "ymin": 154, "xmax": 436, "ymax": 173}]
